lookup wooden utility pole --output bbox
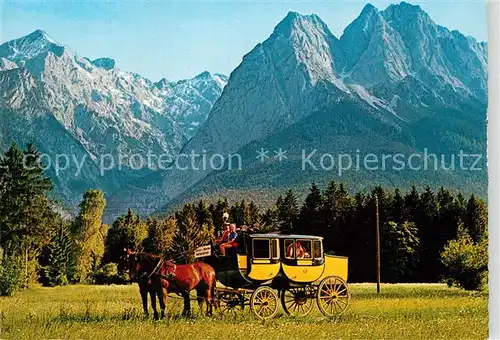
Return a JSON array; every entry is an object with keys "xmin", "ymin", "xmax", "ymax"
[{"xmin": 375, "ymin": 194, "xmax": 381, "ymax": 294}]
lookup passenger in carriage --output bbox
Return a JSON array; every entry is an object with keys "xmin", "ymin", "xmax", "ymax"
[
  {"xmin": 286, "ymin": 242, "xmax": 295, "ymax": 258},
  {"xmin": 216, "ymin": 222, "xmax": 231, "ymax": 245},
  {"xmin": 296, "ymin": 241, "xmax": 305, "ymax": 259},
  {"xmin": 219, "ymin": 223, "xmax": 238, "ymax": 256},
  {"xmin": 296, "ymin": 241, "xmax": 310, "ymax": 259}
]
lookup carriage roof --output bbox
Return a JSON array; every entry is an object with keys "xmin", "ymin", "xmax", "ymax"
[{"xmin": 248, "ymin": 233, "xmax": 323, "ymax": 240}]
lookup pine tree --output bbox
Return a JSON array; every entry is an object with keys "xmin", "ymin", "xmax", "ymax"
[
  {"xmin": 464, "ymin": 195, "xmax": 488, "ymax": 243},
  {"xmin": 230, "ymin": 200, "xmax": 247, "ymax": 226},
  {"xmin": 381, "ymin": 221, "xmax": 420, "ymax": 282},
  {"xmin": 23, "ymin": 143, "xmax": 53, "ymax": 196},
  {"xmin": 246, "ymin": 201, "xmax": 260, "ymax": 226},
  {"xmin": 143, "ymin": 217, "xmax": 177, "ymax": 256},
  {"xmin": 0, "ymin": 142, "xmax": 52, "ymax": 252},
  {"xmin": 0, "ymin": 142, "xmax": 57, "ymax": 287},
  {"xmin": 299, "ymin": 183, "xmax": 323, "ymax": 234},
  {"xmin": 392, "ymin": 188, "xmax": 404, "ymax": 224},
  {"xmin": 436, "ymin": 187, "xmax": 461, "ymax": 250},
  {"xmin": 403, "ymin": 185, "xmax": 420, "ymax": 223},
  {"xmin": 322, "ymin": 182, "xmax": 354, "ymax": 252},
  {"xmin": 44, "ymin": 223, "xmax": 73, "ymax": 286},
  {"xmin": 261, "ymin": 208, "xmax": 278, "ymax": 231},
  {"xmin": 322, "ymin": 182, "xmax": 339, "ymax": 232},
  {"xmin": 174, "ymin": 203, "xmax": 214, "ymax": 263},
  {"xmin": 349, "ymin": 192, "xmax": 374, "ymax": 282},
  {"xmin": 277, "ymin": 190, "xmax": 299, "ymax": 231},
  {"xmin": 105, "ymin": 209, "xmax": 148, "ymax": 265},
  {"xmin": 209, "ymin": 198, "xmax": 229, "ymax": 234},
  {"xmin": 195, "ymin": 200, "xmax": 213, "ymax": 228},
  {"xmin": 417, "ymin": 187, "xmax": 440, "ymax": 282}
]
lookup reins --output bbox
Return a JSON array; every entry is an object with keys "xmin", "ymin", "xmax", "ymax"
[{"xmin": 136, "ymin": 249, "xmax": 191, "ymax": 282}]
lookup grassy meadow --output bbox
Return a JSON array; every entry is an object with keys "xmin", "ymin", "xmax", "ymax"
[{"xmin": 0, "ymin": 283, "xmax": 487, "ymax": 339}]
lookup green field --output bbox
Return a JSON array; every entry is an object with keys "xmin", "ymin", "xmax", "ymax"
[{"xmin": 0, "ymin": 283, "xmax": 487, "ymax": 339}]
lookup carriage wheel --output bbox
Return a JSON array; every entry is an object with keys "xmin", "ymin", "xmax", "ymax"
[
  {"xmin": 250, "ymin": 286, "xmax": 280, "ymax": 320},
  {"xmin": 316, "ymin": 276, "xmax": 350, "ymax": 316},
  {"xmin": 215, "ymin": 291, "xmax": 244, "ymax": 317},
  {"xmin": 280, "ymin": 286, "xmax": 314, "ymax": 317}
]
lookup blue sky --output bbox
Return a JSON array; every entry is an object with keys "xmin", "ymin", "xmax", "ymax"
[{"xmin": 1, "ymin": 1, "xmax": 487, "ymax": 81}]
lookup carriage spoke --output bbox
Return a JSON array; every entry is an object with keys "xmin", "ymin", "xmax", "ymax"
[
  {"xmin": 328, "ymin": 301, "xmax": 335, "ymax": 314},
  {"xmin": 316, "ymin": 276, "xmax": 350, "ymax": 317},
  {"xmin": 251, "ymin": 287, "xmax": 279, "ymax": 320},
  {"xmin": 337, "ymin": 298, "xmax": 349, "ymax": 304},
  {"xmin": 281, "ymin": 286, "xmax": 313, "ymax": 317},
  {"xmin": 216, "ymin": 292, "xmax": 244, "ymax": 317}
]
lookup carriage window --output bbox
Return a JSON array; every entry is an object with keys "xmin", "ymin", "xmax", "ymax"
[
  {"xmin": 271, "ymin": 239, "xmax": 279, "ymax": 259},
  {"xmin": 297, "ymin": 240, "xmax": 312, "ymax": 259},
  {"xmin": 313, "ymin": 240, "xmax": 322, "ymax": 259},
  {"xmin": 253, "ymin": 239, "xmax": 270, "ymax": 259},
  {"xmin": 284, "ymin": 239, "xmax": 295, "ymax": 259}
]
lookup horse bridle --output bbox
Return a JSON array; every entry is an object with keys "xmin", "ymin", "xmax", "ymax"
[
  {"xmin": 139, "ymin": 257, "xmax": 177, "ymax": 281},
  {"xmin": 126, "ymin": 250, "xmax": 178, "ymax": 282}
]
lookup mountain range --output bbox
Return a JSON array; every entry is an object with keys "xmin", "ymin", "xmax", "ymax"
[
  {"xmin": 0, "ymin": 29, "xmax": 227, "ymax": 209},
  {"xmin": 0, "ymin": 2, "xmax": 487, "ymax": 219}
]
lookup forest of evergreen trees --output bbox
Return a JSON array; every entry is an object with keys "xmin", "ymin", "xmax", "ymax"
[{"xmin": 0, "ymin": 143, "xmax": 488, "ymax": 295}]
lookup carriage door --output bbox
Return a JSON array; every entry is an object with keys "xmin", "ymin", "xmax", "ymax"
[{"xmin": 247, "ymin": 238, "xmax": 280, "ymax": 281}]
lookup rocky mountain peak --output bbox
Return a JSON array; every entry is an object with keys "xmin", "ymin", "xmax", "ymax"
[
  {"xmin": 194, "ymin": 70, "xmax": 212, "ymax": 79},
  {"xmin": 384, "ymin": 1, "xmax": 425, "ymax": 16},
  {"xmin": 381, "ymin": 2, "xmax": 434, "ymax": 34},
  {"xmin": 266, "ymin": 10, "xmax": 346, "ymax": 87},
  {"xmin": 90, "ymin": 57, "xmax": 116, "ymax": 70},
  {"xmin": 340, "ymin": 3, "xmax": 383, "ymax": 69},
  {"xmin": 0, "ymin": 30, "xmax": 65, "ymax": 63},
  {"xmin": 154, "ymin": 78, "xmax": 171, "ymax": 91},
  {"xmin": 273, "ymin": 11, "xmax": 331, "ymax": 38}
]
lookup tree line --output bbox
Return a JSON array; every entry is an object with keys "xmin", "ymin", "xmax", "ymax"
[{"xmin": 0, "ymin": 143, "xmax": 488, "ymax": 295}]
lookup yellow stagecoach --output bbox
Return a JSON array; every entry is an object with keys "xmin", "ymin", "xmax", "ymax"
[{"xmin": 204, "ymin": 232, "xmax": 350, "ymax": 319}]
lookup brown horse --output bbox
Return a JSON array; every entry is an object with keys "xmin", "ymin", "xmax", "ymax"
[{"xmin": 126, "ymin": 249, "xmax": 216, "ymax": 318}]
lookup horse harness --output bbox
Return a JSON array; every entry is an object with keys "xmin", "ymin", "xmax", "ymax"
[
  {"xmin": 138, "ymin": 257, "xmax": 177, "ymax": 282},
  {"xmin": 132, "ymin": 253, "xmax": 215, "ymax": 302}
]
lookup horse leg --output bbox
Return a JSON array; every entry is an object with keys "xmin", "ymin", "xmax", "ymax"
[
  {"xmin": 208, "ymin": 277, "xmax": 216, "ymax": 316},
  {"xmin": 212, "ymin": 284, "xmax": 220, "ymax": 310},
  {"xmin": 197, "ymin": 286, "xmax": 212, "ymax": 317},
  {"xmin": 196, "ymin": 287, "xmax": 205, "ymax": 316},
  {"xmin": 158, "ymin": 287, "xmax": 167, "ymax": 319},
  {"xmin": 140, "ymin": 285, "xmax": 149, "ymax": 318},
  {"xmin": 182, "ymin": 292, "xmax": 191, "ymax": 317},
  {"xmin": 207, "ymin": 282, "xmax": 214, "ymax": 316},
  {"xmin": 150, "ymin": 291, "xmax": 159, "ymax": 321}
]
